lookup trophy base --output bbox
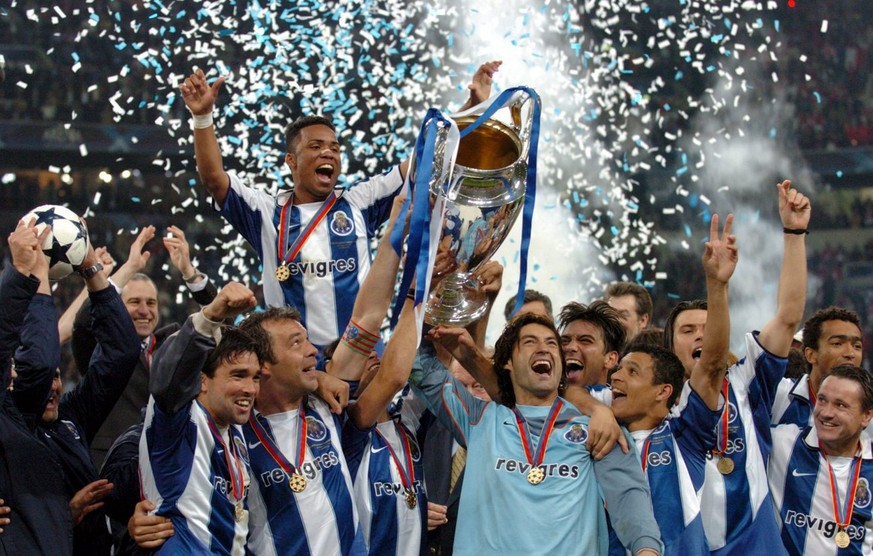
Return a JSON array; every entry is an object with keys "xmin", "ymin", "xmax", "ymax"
[{"xmin": 423, "ymin": 274, "xmax": 489, "ymax": 327}]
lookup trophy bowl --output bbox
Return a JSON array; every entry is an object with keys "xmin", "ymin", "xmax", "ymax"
[{"xmin": 423, "ymin": 107, "xmax": 532, "ymax": 326}]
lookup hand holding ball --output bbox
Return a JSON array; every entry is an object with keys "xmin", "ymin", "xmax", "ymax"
[{"xmin": 19, "ymin": 205, "xmax": 89, "ymax": 280}]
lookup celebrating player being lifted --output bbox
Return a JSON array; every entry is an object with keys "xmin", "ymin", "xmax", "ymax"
[{"xmin": 180, "ymin": 60, "xmax": 501, "ymax": 349}]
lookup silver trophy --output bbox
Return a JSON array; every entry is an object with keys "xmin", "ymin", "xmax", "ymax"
[{"xmin": 422, "ymin": 90, "xmax": 539, "ymax": 326}]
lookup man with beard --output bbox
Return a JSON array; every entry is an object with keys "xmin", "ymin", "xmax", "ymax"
[{"xmin": 411, "ymin": 313, "xmax": 662, "ymax": 555}]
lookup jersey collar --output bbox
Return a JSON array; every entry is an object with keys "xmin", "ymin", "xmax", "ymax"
[{"xmin": 804, "ymin": 426, "xmax": 873, "ymax": 459}]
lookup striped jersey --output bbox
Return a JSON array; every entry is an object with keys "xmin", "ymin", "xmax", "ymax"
[
  {"xmin": 676, "ymin": 331, "xmax": 788, "ymax": 555},
  {"xmin": 344, "ymin": 419, "xmax": 427, "ymax": 556},
  {"xmin": 140, "ymin": 399, "xmax": 251, "ymax": 556},
  {"xmin": 771, "ymin": 374, "xmax": 873, "ymax": 440},
  {"xmin": 610, "ymin": 388, "xmax": 718, "ymax": 556},
  {"xmin": 217, "ymin": 167, "xmax": 404, "ymax": 347},
  {"xmin": 769, "ymin": 425, "xmax": 873, "ymax": 555},
  {"xmin": 243, "ymin": 396, "xmax": 362, "ymax": 556}
]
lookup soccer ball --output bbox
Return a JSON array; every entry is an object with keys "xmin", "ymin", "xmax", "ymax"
[{"xmin": 20, "ymin": 205, "xmax": 89, "ymax": 280}]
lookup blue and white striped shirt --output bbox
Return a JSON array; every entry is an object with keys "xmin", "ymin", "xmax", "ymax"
[
  {"xmin": 243, "ymin": 396, "xmax": 363, "ymax": 556},
  {"xmin": 217, "ymin": 167, "xmax": 404, "ymax": 347},
  {"xmin": 344, "ymin": 419, "xmax": 427, "ymax": 556},
  {"xmin": 769, "ymin": 425, "xmax": 873, "ymax": 555}
]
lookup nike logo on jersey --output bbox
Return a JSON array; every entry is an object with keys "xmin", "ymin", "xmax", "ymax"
[
  {"xmin": 248, "ymin": 440, "xmax": 262, "ymax": 450},
  {"xmin": 370, "ymin": 445, "xmax": 388, "ymax": 454},
  {"xmin": 791, "ymin": 469, "xmax": 817, "ymax": 478}
]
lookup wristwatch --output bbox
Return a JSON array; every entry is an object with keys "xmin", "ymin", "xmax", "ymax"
[{"xmin": 79, "ymin": 263, "xmax": 104, "ymax": 279}]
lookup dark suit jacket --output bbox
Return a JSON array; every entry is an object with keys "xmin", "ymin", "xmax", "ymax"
[
  {"xmin": 72, "ymin": 279, "xmax": 216, "ymax": 468},
  {"xmin": 419, "ymin": 410, "xmax": 465, "ymax": 556}
]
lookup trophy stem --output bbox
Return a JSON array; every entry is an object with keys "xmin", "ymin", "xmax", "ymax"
[{"xmin": 423, "ymin": 273, "xmax": 489, "ymax": 327}]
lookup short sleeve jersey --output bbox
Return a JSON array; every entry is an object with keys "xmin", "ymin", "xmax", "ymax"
[{"xmin": 217, "ymin": 167, "xmax": 404, "ymax": 347}]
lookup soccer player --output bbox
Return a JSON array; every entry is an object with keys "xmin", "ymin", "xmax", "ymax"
[
  {"xmin": 558, "ymin": 300, "xmax": 626, "ymax": 387},
  {"xmin": 607, "ymin": 212, "xmax": 736, "ymax": 555},
  {"xmin": 411, "ymin": 313, "xmax": 662, "ymax": 555},
  {"xmin": 139, "ymin": 282, "xmax": 267, "ymax": 555},
  {"xmin": 236, "ymin": 307, "xmax": 364, "ymax": 555},
  {"xmin": 180, "ymin": 61, "xmax": 501, "ymax": 349},
  {"xmin": 343, "ymin": 297, "xmax": 426, "ymax": 555},
  {"xmin": 771, "ymin": 306, "xmax": 864, "ymax": 427},
  {"xmin": 604, "ymin": 281, "xmax": 653, "ymax": 344},
  {"xmin": 663, "ymin": 180, "xmax": 809, "ymax": 555},
  {"xmin": 768, "ymin": 365, "xmax": 873, "ymax": 554}
]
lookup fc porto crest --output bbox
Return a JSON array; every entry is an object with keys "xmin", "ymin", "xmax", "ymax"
[
  {"xmin": 234, "ymin": 436, "xmax": 250, "ymax": 464},
  {"xmin": 564, "ymin": 423, "xmax": 588, "ymax": 444},
  {"xmin": 330, "ymin": 211, "xmax": 354, "ymax": 236},
  {"xmin": 856, "ymin": 477, "xmax": 872, "ymax": 509},
  {"xmin": 306, "ymin": 416, "xmax": 328, "ymax": 442}
]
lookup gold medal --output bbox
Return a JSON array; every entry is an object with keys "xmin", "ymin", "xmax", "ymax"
[
  {"xmin": 405, "ymin": 489, "xmax": 417, "ymax": 509},
  {"xmin": 234, "ymin": 501, "xmax": 245, "ymax": 522},
  {"xmin": 289, "ymin": 472, "xmax": 307, "ymax": 493},
  {"xmin": 527, "ymin": 467, "xmax": 545, "ymax": 485},
  {"xmin": 275, "ymin": 264, "xmax": 290, "ymax": 281},
  {"xmin": 835, "ymin": 529, "xmax": 851, "ymax": 548},
  {"xmin": 717, "ymin": 456, "xmax": 734, "ymax": 475}
]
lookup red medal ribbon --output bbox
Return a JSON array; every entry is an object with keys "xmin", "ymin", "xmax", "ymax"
[
  {"xmin": 512, "ymin": 399, "xmax": 564, "ymax": 471},
  {"xmin": 822, "ymin": 444, "xmax": 863, "ymax": 532},
  {"xmin": 201, "ymin": 404, "xmax": 246, "ymax": 506},
  {"xmin": 373, "ymin": 422, "xmax": 417, "ymax": 494},
  {"xmin": 808, "ymin": 381, "xmax": 817, "ymax": 409},
  {"xmin": 276, "ymin": 192, "xmax": 342, "ymax": 267},
  {"xmin": 642, "ymin": 436, "xmax": 652, "ymax": 474},
  {"xmin": 710, "ymin": 378, "xmax": 730, "ymax": 457},
  {"xmin": 248, "ymin": 406, "xmax": 308, "ymax": 478},
  {"xmin": 144, "ymin": 335, "xmax": 157, "ymax": 368}
]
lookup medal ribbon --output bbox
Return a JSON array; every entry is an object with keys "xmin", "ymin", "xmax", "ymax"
[
  {"xmin": 248, "ymin": 406, "xmax": 308, "ymax": 479},
  {"xmin": 709, "ymin": 378, "xmax": 730, "ymax": 458},
  {"xmin": 822, "ymin": 444, "xmax": 863, "ymax": 531},
  {"xmin": 201, "ymin": 405, "xmax": 246, "ymax": 505},
  {"xmin": 373, "ymin": 423, "xmax": 417, "ymax": 494},
  {"xmin": 144, "ymin": 335, "xmax": 157, "ymax": 367},
  {"xmin": 808, "ymin": 381, "xmax": 817, "ymax": 408},
  {"xmin": 512, "ymin": 399, "xmax": 564, "ymax": 472},
  {"xmin": 276, "ymin": 190, "xmax": 344, "ymax": 267},
  {"xmin": 642, "ymin": 436, "xmax": 652, "ymax": 474}
]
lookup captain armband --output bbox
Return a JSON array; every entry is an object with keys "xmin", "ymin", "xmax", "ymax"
[{"xmin": 341, "ymin": 319, "xmax": 380, "ymax": 357}]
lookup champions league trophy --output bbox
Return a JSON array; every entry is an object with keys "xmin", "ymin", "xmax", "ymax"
[{"xmin": 404, "ymin": 88, "xmax": 541, "ymax": 327}]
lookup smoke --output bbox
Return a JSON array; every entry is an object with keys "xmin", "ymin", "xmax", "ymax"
[{"xmin": 677, "ymin": 62, "xmax": 817, "ymax": 348}]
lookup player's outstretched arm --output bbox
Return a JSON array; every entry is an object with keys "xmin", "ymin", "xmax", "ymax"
[
  {"xmin": 757, "ymin": 180, "xmax": 810, "ymax": 357},
  {"xmin": 328, "ymin": 195, "xmax": 406, "ymax": 381},
  {"xmin": 689, "ymin": 213, "xmax": 737, "ymax": 410},
  {"xmin": 180, "ymin": 67, "xmax": 230, "ymax": 206}
]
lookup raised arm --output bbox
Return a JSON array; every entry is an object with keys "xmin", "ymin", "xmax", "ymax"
[
  {"xmin": 70, "ymin": 227, "xmax": 153, "ymax": 373},
  {"xmin": 6, "ymin": 219, "xmax": 54, "ymax": 416},
  {"xmin": 150, "ymin": 282, "xmax": 255, "ymax": 414},
  {"xmin": 757, "ymin": 180, "xmax": 810, "ymax": 357},
  {"xmin": 327, "ymin": 195, "xmax": 406, "ymax": 381},
  {"xmin": 428, "ymin": 325, "xmax": 499, "ymax": 401},
  {"xmin": 180, "ymin": 68, "xmax": 230, "ymax": 206},
  {"xmin": 459, "ymin": 60, "xmax": 502, "ymax": 111},
  {"xmin": 58, "ymin": 247, "xmax": 114, "ymax": 344},
  {"xmin": 59, "ymin": 240, "xmax": 141, "ymax": 442},
  {"xmin": 348, "ymin": 297, "xmax": 417, "ymax": 429},
  {"xmin": 163, "ymin": 225, "xmax": 217, "ymax": 306},
  {"xmin": 688, "ymin": 213, "xmax": 737, "ymax": 409}
]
